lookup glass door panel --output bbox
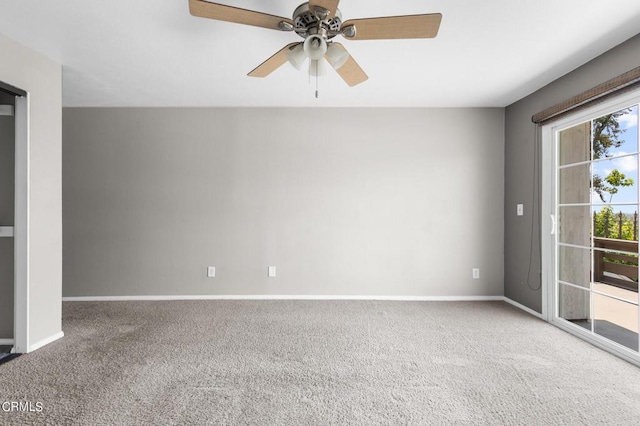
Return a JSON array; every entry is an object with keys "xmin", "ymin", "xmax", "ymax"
[
  {"xmin": 558, "ymin": 206, "xmax": 591, "ymax": 245},
  {"xmin": 554, "ymin": 103, "xmax": 640, "ymax": 357},
  {"xmin": 593, "ymin": 293, "xmax": 638, "ymax": 351},
  {"xmin": 559, "ymin": 121, "xmax": 590, "ymax": 166},
  {"xmin": 558, "ymin": 246, "xmax": 591, "ymax": 288},
  {"xmin": 593, "ymin": 248, "xmax": 638, "ymax": 301},
  {"xmin": 592, "ymin": 155, "xmax": 638, "ymax": 206},
  {"xmin": 592, "ymin": 205, "xmax": 639, "ymax": 240},
  {"xmin": 558, "ymin": 283, "xmax": 591, "ymax": 331},
  {"xmin": 558, "ymin": 164, "xmax": 591, "ymax": 204}
]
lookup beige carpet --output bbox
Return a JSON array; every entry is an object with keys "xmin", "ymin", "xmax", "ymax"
[{"xmin": 2, "ymin": 300, "xmax": 640, "ymax": 425}]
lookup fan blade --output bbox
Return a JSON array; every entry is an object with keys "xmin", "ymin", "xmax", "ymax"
[
  {"xmin": 341, "ymin": 14, "xmax": 442, "ymax": 40},
  {"xmin": 325, "ymin": 43, "xmax": 368, "ymax": 87},
  {"xmin": 189, "ymin": 0, "xmax": 294, "ymax": 31},
  {"xmin": 248, "ymin": 43, "xmax": 300, "ymax": 78},
  {"xmin": 308, "ymin": 0, "xmax": 340, "ymax": 18}
]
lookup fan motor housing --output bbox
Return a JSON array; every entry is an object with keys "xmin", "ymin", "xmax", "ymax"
[{"xmin": 293, "ymin": 2, "xmax": 342, "ymax": 39}]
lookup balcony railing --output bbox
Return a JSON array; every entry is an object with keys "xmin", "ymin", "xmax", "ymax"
[{"xmin": 593, "ymin": 237, "xmax": 639, "ymax": 292}]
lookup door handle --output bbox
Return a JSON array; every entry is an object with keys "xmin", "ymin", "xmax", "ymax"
[{"xmin": 550, "ymin": 214, "xmax": 556, "ymax": 235}]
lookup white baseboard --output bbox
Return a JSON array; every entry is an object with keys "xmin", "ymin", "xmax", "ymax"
[
  {"xmin": 0, "ymin": 338, "xmax": 14, "ymax": 345},
  {"xmin": 503, "ymin": 297, "xmax": 544, "ymax": 319},
  {"xmin": 63, "ymin": 295, "xmax": 506, "ymax": 302},
  {"xmin": 28, "ymin": 331, "xmax": 64, "ymax": 353}
]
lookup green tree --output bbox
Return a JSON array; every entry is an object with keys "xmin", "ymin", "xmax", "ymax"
[
  {"xmin": 594, "ymin": 205, "xmax": 635, "ymax": 240},
  {"xmin": 595, "ymin": 169, "xmax": 635, "ymax": 203},
  {"xmin": 592, "ymin": 110, "xmax": 630, "ymax": 160},
  {"xmin": 592, "ymin": 109, "xmax": 633, "ymax": 203}
]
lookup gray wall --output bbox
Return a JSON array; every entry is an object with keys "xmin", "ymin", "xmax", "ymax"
[
  {"xmin": 0, "ymin": 106, "xmax": 14, "ymax": 339},
  {"xmin": 505, "ymin": 33, "xmax": 640, "ymax": 312},
  {"xmin": 63, "ymin": 107, "xmax": 504, "ymax": 297},
  {"xmin": 0, "ymin": 32, "xmax": 62, "ymax": 349}
]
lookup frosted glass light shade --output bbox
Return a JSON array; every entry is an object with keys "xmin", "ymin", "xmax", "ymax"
[
  {"xmin": 303, "ymin": 35, "xmax": 327, "ymax": 60},
  {"xmin": 309, "ymin": 59, "xmax": 326, "ymax": 77},
  {"xmin": 326, "ymin": 44, "xmax": 349, "ymax": 70},
  {"xmin": 287, "ymin": 44, "xmax": 306, "ymax": 70}
]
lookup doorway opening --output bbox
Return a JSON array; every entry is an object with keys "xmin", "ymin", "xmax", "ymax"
[
  {"xmin": 0, "ymin": 80, "xmax": 28, "ymax": 356},
  {"xmin": 0, "ymin": 90, "xmax": 15, "ymax": 355}
]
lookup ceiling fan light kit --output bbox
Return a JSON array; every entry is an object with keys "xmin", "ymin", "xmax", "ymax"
[
  {"xmin": 189, "ymin": 0, "xmax": 442, "ymax": 93},
  {"xmin": 325, "ymin": 44, "xmax": 349, "ymax": 70},
  {"xmin": 286, "ymin": 44, "xmax": 307, "ymax": 70},
  {"xmin": 303, "ymin": 35, "xmax": 327, "ymax": 60}
]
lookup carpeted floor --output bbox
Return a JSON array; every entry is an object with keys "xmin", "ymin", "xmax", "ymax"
[{"xmin": 1, "ymin": 300, "xmax": 640, "ymax": 425}]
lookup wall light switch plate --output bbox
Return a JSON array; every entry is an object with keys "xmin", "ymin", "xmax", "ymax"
[
  {"xmin": 517, "ymin": 204, "xmax": 524, "ymax": 216},
  {"xmin": 472, "ymin": 268, "xmax": 480, "ymax": 279},
  {"xmin": 207, "ymin": 266, "xmax": 216, "ymax": 278},
  {"xmin": 268, "ymin": 266, "xmax": 276, "ymax": 278}
]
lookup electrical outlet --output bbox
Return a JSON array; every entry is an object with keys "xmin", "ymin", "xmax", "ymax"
[
  {"xmin": 268, "ymin": 266, "xmax": 276, "ymax": 278},
  {"xmin": 472, "ymin": 268, "xmax": 480, "ymax": 279},
  {"xmin": 207, "ymin": 266, "xmax": 215, "ymax": 278}
]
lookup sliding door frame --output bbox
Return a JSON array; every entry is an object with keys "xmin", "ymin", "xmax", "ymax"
[
  {"xmin": 542, "ymin": 88, "xmax": 640, "ymax": 367},
  {"xmin": 14, "ymin": 95, "xmax": 29, "ymax": 354}
]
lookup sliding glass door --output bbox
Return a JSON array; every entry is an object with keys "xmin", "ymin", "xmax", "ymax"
[{"xmin": 547, "ymin": 92, "xmax": 640, "ymax": 362}]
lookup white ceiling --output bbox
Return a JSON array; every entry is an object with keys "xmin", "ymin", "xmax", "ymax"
[{"xmin": 1, "ymin": 1, "xmax": 639, "ymax": 107}]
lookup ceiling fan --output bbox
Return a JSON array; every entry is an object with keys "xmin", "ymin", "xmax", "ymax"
[{"xmin": 188, "ymin": 0, "xmax": 442, "ymax": 89}]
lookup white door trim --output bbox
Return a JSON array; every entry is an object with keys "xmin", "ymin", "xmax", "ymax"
[
  {"xmin": 541, "ymin": 123, "xmax": 554, "ymax": 323},
  {"xmin": 13, "ymin": 95, "xmax": 29, "ymax": 354}
]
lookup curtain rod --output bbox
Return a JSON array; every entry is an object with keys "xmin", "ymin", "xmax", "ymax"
[{"xmin": 532, "ymin": 66, "xmax": 640, "ymax": 125}]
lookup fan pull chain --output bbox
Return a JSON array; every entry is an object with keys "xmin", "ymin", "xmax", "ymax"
[{"xmin": 308, "ymin": 60, "xmax": 320, "ymax": 98}]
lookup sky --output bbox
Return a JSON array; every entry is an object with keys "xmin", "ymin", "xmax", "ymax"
[{"xmin": 591, "ymin": 104, "xmax": 639, "ymax": 214}]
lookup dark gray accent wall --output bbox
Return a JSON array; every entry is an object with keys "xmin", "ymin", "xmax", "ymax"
[
  {"xmin": 63, "ymin": 107, "xmax": 504, "ymax": 298},
  {"xmin": 505, "ymin": 33, "xmax": 640, "ymax": 313}
]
